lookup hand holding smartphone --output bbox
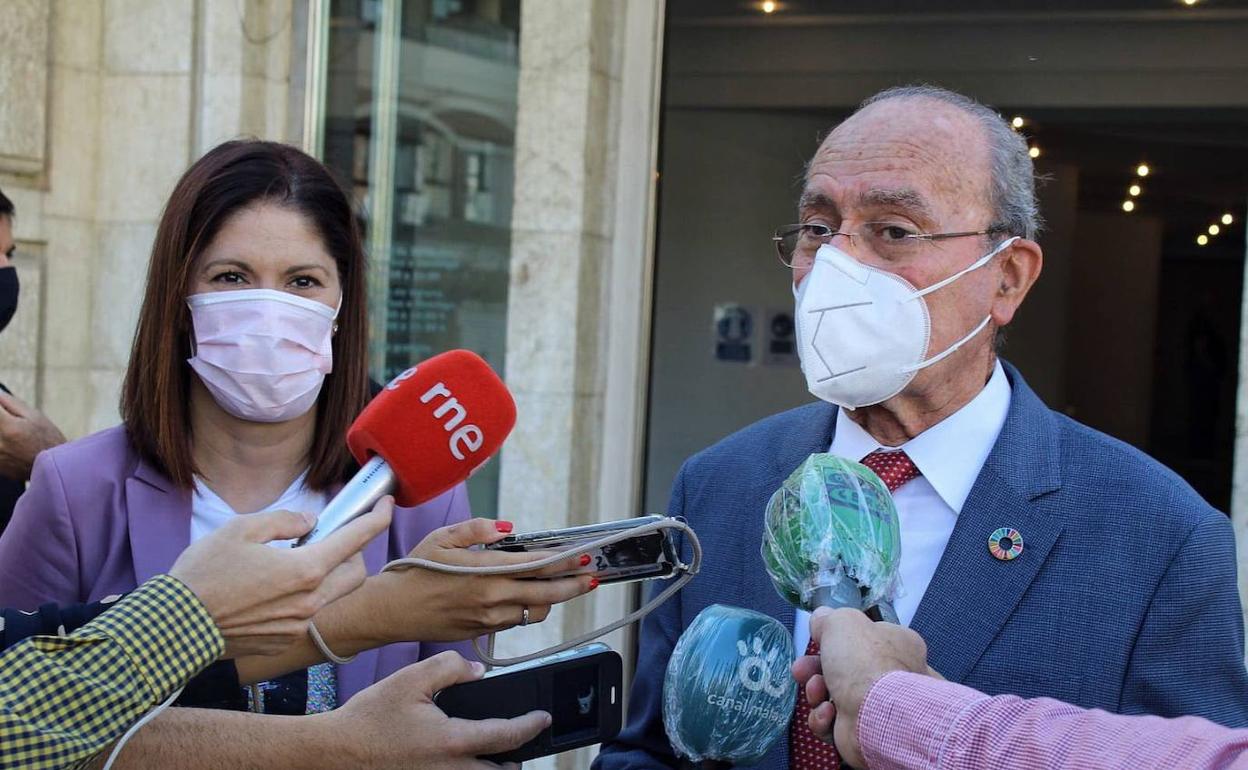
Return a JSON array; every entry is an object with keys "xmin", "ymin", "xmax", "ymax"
[{"xmin": 433, "ymin": 644, "xmax": 623, "ymax": 763}]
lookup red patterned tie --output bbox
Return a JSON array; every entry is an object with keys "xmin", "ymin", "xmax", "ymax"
[{"xmin": 789, "ymin": 450, "xmax": 920, "ymax": 769}]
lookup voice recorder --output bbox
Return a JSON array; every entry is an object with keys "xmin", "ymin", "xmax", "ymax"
[{"xmin": 485, "ymin": 515, "xmax": 684, "ymax": 585}]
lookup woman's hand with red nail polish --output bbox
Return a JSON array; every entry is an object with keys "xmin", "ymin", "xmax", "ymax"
[{"xmin": 315, "ymin": 517, "xmax": 596, "ymax": 645}]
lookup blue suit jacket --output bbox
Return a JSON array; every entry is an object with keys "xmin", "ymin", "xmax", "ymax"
[{"xmin": 596, "ymin": 363, "xmax": 1248, "ymax": 769}]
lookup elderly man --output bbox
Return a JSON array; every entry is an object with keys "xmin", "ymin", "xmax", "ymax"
[{"xmin": 596, "ymin": 85, "xmax": 1248, "ymax": 770}]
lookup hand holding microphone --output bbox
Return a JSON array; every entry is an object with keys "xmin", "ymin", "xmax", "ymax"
[
  {"xmin": 760, "ymin": 453, "xmax": 904, "ymax": 766},
  {"xmin": 168, "ymin": 499, "xmax": 392, "ymax": 659},
  {"xmin": 791, "ymin": 608, "xmax": 938, "ymax": 768}
]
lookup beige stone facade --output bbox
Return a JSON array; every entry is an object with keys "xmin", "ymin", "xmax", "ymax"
[
  {"xmin": 0, "ymin": 0, "xmax": 304, "ymax": 438},
  {"xmin": 496, "ymin": 2, "xmax": 663, "ymax": 767},
  {"xmin": 1, "ymin": 5, "xmax": 661, "ymax": 766}
]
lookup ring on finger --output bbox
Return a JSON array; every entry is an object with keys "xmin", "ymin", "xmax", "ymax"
[{"xmin": 520, "ymin": 606, "xmax": 530, "ymax": 626}]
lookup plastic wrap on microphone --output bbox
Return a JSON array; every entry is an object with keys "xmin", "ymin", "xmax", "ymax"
[
  {"xmin": 662, "ymin": 604, "xmax": 796, "ymax": 766},
  {"xmin": 760, "ymin": 453, "xmax": 902, "ymax": 612}
]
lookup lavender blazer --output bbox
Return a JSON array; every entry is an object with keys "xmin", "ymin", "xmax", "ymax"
[{"xmin": 0, "ymin": 425, "xmax": 475, "ymax": 703}]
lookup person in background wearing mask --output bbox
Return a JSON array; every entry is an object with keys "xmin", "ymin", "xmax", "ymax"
[
  {"xmin": 597, "ymin": 84, "xmax": 1248, "ymax": 770},
  {"xmin": 0, "ymin": 189, "xmax": 67, "ymax": 533},
  {"xmin": 794, "ymin": 607, "xmax": 1248, "ymax": 770},
  {"xmin": 0, "ymin": 140, "xmax": 594, "ymax": 747}
]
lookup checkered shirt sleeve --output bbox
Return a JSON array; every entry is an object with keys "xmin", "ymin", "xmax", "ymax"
[
  {"xmin": 0, "ymin": 574, "xmax": 223, "ymax": 770},
  {"xmin": 859, "ymin": 671, "xmax": 1248, "ymax": 770}
]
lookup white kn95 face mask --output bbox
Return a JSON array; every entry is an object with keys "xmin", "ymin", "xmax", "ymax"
[{"xmin": 793, "ymin": 237, "xmax": 1018, "ymax": 409}]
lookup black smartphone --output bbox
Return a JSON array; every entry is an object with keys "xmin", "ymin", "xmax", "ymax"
[
  {"xmin": 485, "ymin": 515, "xmax": 684, "ymax": 585},
  {"xmin": 432, "ymin": 644, "xmax": 623, "ymax": 763}
]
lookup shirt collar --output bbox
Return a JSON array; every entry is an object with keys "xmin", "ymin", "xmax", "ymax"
[{"xmin": 829, "ymin": 360, "xmax": 1012, "ymax": 514}]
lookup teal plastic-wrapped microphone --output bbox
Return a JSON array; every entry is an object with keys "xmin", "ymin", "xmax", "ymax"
[
  {"xmin": 760, "ymin": 454, "xmax": 902, "ymax": 614},
  {"xmin": 662, "ymin": 604, "xmax": 797, "ymax": 766}
]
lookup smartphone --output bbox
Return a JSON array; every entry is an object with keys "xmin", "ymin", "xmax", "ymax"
[
  {"xmin": 432, "ymin": 643, "xmax": 623, "ymax": 763},
  {"xmin": 485, "ymin": 515, "xmax": 684, "ymax": 585}
]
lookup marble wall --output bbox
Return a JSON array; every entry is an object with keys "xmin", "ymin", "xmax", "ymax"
[
  {"xmin": 497, "ymin": 1, "xmax": 664, "ymax": 768},
  {"xmin": 0, "ymin": 1, "xmax": 48, "ymax": 176},
  {"xmin": 0, "ymin": 0, "xmax": 301, "ymax": 439}
]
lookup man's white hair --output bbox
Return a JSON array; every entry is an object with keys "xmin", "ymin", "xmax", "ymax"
[{"xmin": 855, "ymin": 84, "xmax": 1043, "ymax": 241}]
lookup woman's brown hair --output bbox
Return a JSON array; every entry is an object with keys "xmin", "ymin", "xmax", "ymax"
[{"xmin": 121, "ymin": 139, "xmax": 369, "ymax": 490}]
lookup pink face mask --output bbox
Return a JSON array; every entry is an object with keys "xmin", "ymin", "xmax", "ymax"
[{"xmin": 186, "ymin": 289, "xmax": 339, "ymax": 423}]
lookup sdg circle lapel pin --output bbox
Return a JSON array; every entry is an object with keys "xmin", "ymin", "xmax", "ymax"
[{"xmin": 988, "ymin": 527, "xmax": 1024, "ymax": 561}]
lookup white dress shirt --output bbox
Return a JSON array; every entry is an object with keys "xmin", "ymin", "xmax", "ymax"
[{"xmin": 794, "ymin": 361, "xmax": 1012, "ymax": 654}]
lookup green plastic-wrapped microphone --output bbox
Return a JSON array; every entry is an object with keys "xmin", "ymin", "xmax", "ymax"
[{"xmin": 760, "ymin": 454, "xmax": 902, "ymax": 616}]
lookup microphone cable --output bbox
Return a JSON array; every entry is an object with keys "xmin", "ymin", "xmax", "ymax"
[
  {"xmin": 381, "ymin": 516, "xmax": 703, "ymax": 667},
  {"xmin": 101, "ymin": 685, "xmax": 183, "ymax": 770}
]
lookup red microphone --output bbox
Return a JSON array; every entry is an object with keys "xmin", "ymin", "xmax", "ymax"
[{"xmin": 297, "ymin": 350, "xmax": 516, "ymax": 545}]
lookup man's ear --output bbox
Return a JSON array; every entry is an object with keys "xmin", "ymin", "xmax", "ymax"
[{"xmin": 991, "ymin": 238, "xmax": 1042, "ymax": 328}]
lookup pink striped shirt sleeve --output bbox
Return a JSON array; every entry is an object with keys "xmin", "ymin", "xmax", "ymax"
[{"xmin": 858, "ymin": 671, "xmax": 1248, "ymax": 770}]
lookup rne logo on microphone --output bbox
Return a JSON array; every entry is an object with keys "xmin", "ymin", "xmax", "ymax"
[{"xmin": 420, "ymin": 383, "xmax": 484, "ymax": 461}]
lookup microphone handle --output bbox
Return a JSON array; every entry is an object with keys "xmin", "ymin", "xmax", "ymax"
[
  {"xmin": 812, "ymin": 579, "xmax": 862, "ymax": 611},
  {"xmin": 812, "ymin": 580, "xmax": 898, "ymax": 623},
  {"xmin": 295, "ymin": 455, "xmax": 396, "ymax": 546}
]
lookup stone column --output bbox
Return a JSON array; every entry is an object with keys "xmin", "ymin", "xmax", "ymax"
[
  {"xmin": 88, "ymin": 0, "xmax": 198, "ymax": 431},
  {"xmin": 498, "ymin": 1, "xmax": 665, "ymax": 768},
  {"xmin": 195, "ymin": 0, "xmax": 299, "ymax": 156},
  {"xmin": 0, "ymin": 0, "xmax": 303, "ymax": 440}
]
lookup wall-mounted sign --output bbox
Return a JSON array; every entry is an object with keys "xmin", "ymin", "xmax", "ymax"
[
  {"xmin": 714, "ymin": 303, "xmax": 754, "ymax": 363},
  {"xmin": 763, "ymin": 307, "xmax": 798, "ymax": 366}
]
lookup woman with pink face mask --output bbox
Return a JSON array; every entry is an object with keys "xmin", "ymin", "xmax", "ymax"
[{"xmin": 0, "ymin": 140, "xmax": 593, "ymax": 717}]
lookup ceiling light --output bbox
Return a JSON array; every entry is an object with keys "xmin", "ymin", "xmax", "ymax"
[
  {"xmin": 1209, "ymin": 224, "xmax": 1220, "ymax": 235},
  {"xmin": 1198, "ymin": 234, "xmax": 1209, "ymax": 245},
  {"xmin": 1122, "ymin": 200, "xmax": 1135, "ymax": 212},
  {"xmin": 762, "ymin": 0, "xmax": 777, "ymax": 12},
  {"xmin": 1183, "ymin": 0, "xmax": 1200, "ymax": 6},
  {"xmin": 1128, "ymin": 184, "xmax": 1141, "ymax": 197},
  {"xmin": 1011, "ymin": 116, "xmax": 1024, "ymax": 129},
  {"xmin": 1028, "ymin": 146, "xmax": 1040, "ymax": 159},
  {"xmin": 1136, "ymin": 164, "xmax": 1150, "ymax": 177},
  {"xmin": 1223, "ymin": 213, "xmax": 1234, "ymax": 225}
]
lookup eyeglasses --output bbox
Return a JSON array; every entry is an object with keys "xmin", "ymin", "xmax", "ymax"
[{"xmin": 772, "ymin": 222, "xmax": 1009, "ymax": 268}]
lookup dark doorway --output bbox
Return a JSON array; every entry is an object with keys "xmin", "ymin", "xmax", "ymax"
[{"xmin": 644, "ymin": 1, "xmax": 1248, "ymax": 513}]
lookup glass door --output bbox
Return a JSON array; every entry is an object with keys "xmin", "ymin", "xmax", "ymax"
[{"xmin": 320, "ymin": 0, "xmax": 521, "ymax": 514}]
